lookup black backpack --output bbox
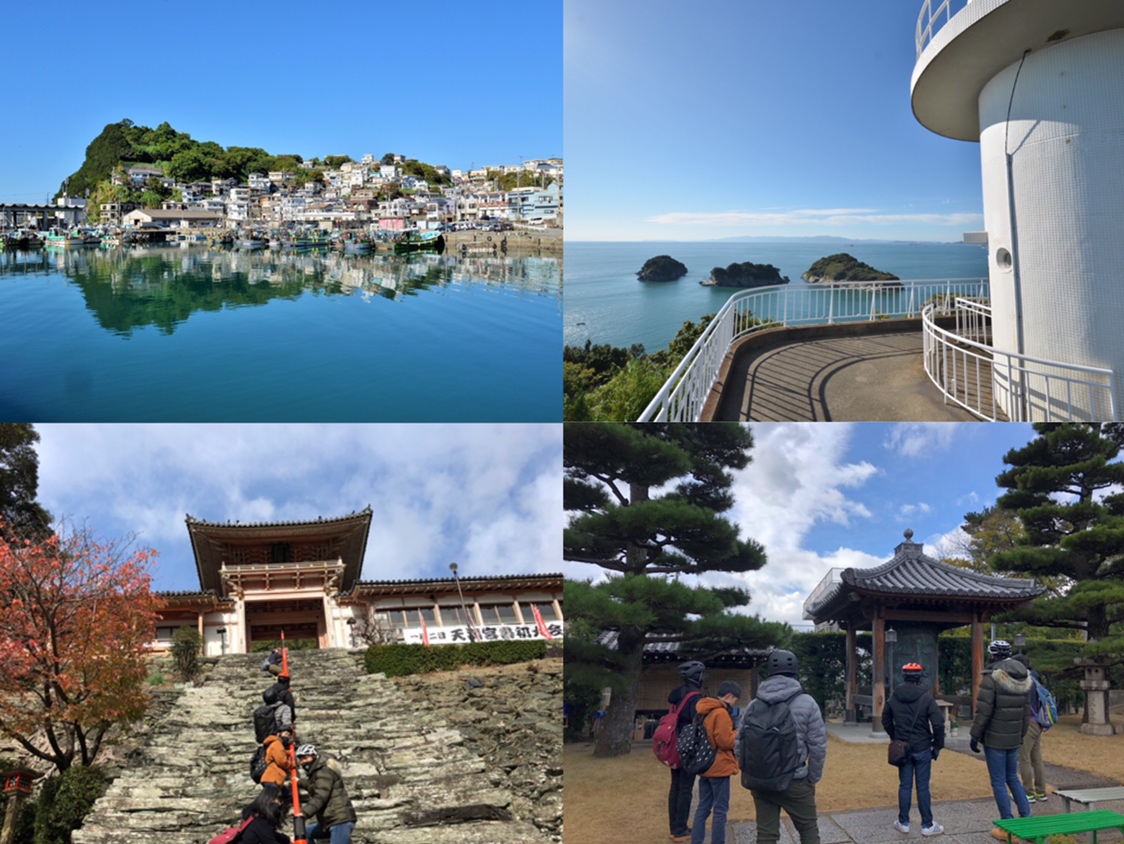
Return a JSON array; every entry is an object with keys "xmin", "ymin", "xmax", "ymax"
[
  {"xmin": 249, "ymin": 744, "xmax": 268, "ymax": 784},
  {"xmin": 253, "ymin": 702, "xmax": 280, "ymax": 743},
  {"xmin": 738, "ymin": 692, "xmax": 802, "ymax": 792},
  {"xmin": 676, "ymin": 709, "xmax": 718, "ymax": 776}
]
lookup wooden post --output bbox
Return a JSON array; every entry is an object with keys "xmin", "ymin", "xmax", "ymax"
[
  {"xmin": 971, "ymin": 614, "xmax": 984, "ymax": 718},
  {"xmin": 872, "ymin": 615, "xmax": 886, "ymax": 733},
  {"xmin": 845, "ymin": 626, "xmax": 857, "ymax": 722}
]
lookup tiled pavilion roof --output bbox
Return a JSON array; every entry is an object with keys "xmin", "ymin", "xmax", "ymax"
[{"xmin": 805, "ymin": 529, "xmax": 1044, "ymax": 626}]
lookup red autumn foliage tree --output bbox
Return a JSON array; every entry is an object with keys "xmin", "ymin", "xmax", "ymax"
[{"xmin": 0, "ymin": 523, "xmax": 159, "ymax": 773}]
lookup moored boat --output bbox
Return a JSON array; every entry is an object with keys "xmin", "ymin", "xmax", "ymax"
[
  {"xmin": 392, "ymin": 231, "xmax": 446, "ymax": 255},
  {"xmin": 44, "ymin": 230, "xmax": 85, "ymax": 248}
]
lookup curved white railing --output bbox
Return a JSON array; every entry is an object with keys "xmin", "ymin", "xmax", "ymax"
[
  {"xmin": 922, "ymin": 299, "xmax": 1117, "ymax": 421},
  {"xmin": 637, "ymin": 278, "xmax": 988, "ymax": 422},
  {"xmin": 916, "ymin": 0, "xmax": 971, "ymax": 57}
]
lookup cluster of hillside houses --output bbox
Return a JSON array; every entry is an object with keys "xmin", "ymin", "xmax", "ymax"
[{"xmin": 83, "ymin": 155, "xmax": 561, "ymax": 232}]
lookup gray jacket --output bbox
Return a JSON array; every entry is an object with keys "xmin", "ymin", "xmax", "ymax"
[{"xmin": 754, "ymin": 674, "xmax": 827, "ymax": 784}]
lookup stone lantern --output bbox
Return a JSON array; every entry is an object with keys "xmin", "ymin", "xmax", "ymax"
[
  {"xmin": 1076, "ymin": 658, "xmax": 1117, "ymax": 736},
  {"xmin": 1, "ymin": 768, "xmax": 38, "ymax": 844}
]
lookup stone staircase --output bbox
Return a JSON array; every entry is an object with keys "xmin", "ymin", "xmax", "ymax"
[{"xmin": 72, "ymin": 650, "xmax": 553, "ymax": 844}]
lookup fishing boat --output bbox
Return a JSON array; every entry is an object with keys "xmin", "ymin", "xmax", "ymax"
[
  {"xmin": 392, "ymin": 231, "xmax": 446, "ymax": 255},
  {"xmin": 2, "ymin": 230, "xmax": 43, "ymax": 250},
  {"xmin": 343, "ymin": 239, "xmax": 372, "ymax": 254},
  {"xmin": 100, "ymin": 234, "xmax": 122, "ymax": 248},
  {"xmin": 44, "ymin": 230, "xmax": 85, "ymax": 248}
]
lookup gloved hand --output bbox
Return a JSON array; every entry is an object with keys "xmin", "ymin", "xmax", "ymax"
[
  {"xmin": 970, "ymin": 739, "xmax": 980, "ymax": 754},
  {"xmin": 931, "ymin": 748, "xmax": 940, "ymax": 761}
]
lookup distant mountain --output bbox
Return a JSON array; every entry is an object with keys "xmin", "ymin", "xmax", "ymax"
[{"xmin": 710, "ymin": 235, "xmax": 963, "ymax": 245}]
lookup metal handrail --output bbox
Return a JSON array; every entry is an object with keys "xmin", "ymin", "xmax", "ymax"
[
  {"xmin": 921, "ymin": 301, "xmax": 1117, "ymax": 421},
  {"xmin": 916, "ymin": 0, "xmax": 970, "ymax": 57},
  {"xmin": 637, "ymin": 278, "xmax": 989, "ymax": 422}
]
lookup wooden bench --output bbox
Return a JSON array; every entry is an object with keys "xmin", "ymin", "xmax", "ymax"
[
  {"xmin": 994, "ymin": 810, "xmax": 1124, "ymax": 843},
  {"xmin": 1056, "ymin": 786, "xmax": 1124, "ymax": 813}
]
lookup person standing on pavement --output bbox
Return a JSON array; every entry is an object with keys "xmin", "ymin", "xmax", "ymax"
[
  {"xmin": 1011, "ymin": 654, "xmax": 1048, "ymax": 803},
  {"xmin": 743, "ymin": 649, "xmax": 827, "ymax": 844},
  {"xmin": 970, "ymin": 640, "xmax": 1033, "ymax": 839},
  {"xmin": 668, "ymin": 661, "xmax": 707, "ymax": 842},
  {"xmin": 882, "ymin": 662, "xmax": 945, "ymax": 837},
  {"xmin": 690, "ymin": 681, "xmax": 741, "ymax": 844}
]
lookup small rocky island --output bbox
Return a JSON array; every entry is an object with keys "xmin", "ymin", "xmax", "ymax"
[
  {"xmin": 801, "ymin": 253, "xmax": 901, "ymax": 284},
  {"xmin": 702, "ymin": 261, "xmax": 789, "ymax": 288},
  {"xmin": 637, "ymin": 255, "xmax": 688, "ymax": 282}
]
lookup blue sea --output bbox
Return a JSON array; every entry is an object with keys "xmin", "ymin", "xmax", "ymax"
[
  {"xmin": 0, "ymin": 246, "xmax": 561, "ymax": 421},
  {"xmin": 564, "ymin": 240, "xmax": 989, "ymax": 352}
]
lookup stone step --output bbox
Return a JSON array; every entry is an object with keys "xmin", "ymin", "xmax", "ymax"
[{"xmin": 74, "ymin": 649, "xmax": 557, "ymax": 844}]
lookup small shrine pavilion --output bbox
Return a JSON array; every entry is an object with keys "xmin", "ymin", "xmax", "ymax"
[
  {"xmin": 155, "ymin": 509, "xmax": 562, "ymax": 653},
  {"xmin": 803, "ymin": 530, "xmax": 1043, "ymax": 730}
]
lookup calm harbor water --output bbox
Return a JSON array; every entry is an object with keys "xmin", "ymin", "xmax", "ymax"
[
  {"xmin": 565, "ymin": 240, "xmax": 989, "ymax": 352},
  {"xmin": 0, "ymin": 245, "xmax": 561, "ymax": 421}
]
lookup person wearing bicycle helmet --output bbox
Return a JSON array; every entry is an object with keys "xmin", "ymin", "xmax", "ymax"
[
  {"xmin": 970, "ymin": 640, "xmax": 1033, "ymax": 838},
  {"xmin": 882, "ymin": 662, "xmax": 945, "ymax": 836},
  {"xmin": 667, "ymin": 660, "xmax": 707, "ymax": 842},
  {"xmin": 294, "ymin": 744, "xmax": 357, "ymax": 844}
]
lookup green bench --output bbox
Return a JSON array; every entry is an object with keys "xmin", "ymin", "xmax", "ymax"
[{"xmin": 994, "ymin": 810, "xmax": 1124, "ymax": 843}]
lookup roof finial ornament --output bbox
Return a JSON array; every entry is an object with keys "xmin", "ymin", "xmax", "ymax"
[{"xmin": 904, "ymin": 528, "xmax": 914, "ymax": 541}]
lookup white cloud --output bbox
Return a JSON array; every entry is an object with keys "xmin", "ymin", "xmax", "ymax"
[
  {"xmin": 644, "ymin": 209, "xmax": 983, "ymax": 229},
  {"xmin": 899, "ymin": 502, "xmax": 933, "ymax": 520},
  {"xmin": 34, "ymin": 424, "xmax": 563, "ymax": 590},
  {"xmin": 884, "ymin": 424, "xmax": 959, "ymax": 458},
  {"xmin": 695, "ymin": 423, "xmax": 883, "ymax": 628}
]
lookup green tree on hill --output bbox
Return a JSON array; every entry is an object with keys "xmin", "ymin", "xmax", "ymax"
[{"xmin": 564, "ymin": 423, "xmax": 786, "ymax": 757}]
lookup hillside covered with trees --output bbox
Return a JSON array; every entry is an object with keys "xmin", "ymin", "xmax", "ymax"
[
  {"xmin": 56, "ymin": 119, "xmax": 454, "ymax": 222},
  {"xmin": 801, "ymin": 253, "xmax": 900, "ymax": 283}
]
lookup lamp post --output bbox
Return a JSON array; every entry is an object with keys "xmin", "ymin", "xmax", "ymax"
[
  {"xmin": 216, "ymin": 628, "xmax": 226, "ymax": 656},
  {"xmin": 1014, "ymin": 632, "xmax": 1026, "ymax": 655},
  {"xmin": 449, "ymin": 562, "xmax": 475, "ymax": 642},
  {"xmin": 885, "ymin": 627, "xmax": 898, "ymax": 694}
]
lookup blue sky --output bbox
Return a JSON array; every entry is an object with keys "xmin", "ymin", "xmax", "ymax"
[
  {"xmin": 560, "ymin": 422, "xmax": 1055, "ymax": 629},
  {"xmin": 564, "ymin": 0, "xmax": 982, "ymax": 242},
  {"xmin": 32, "ymin": 424, "xmax": 563, "ymax": 592},
  {"xmin": 0, "ymin": 0, "xmax": 561, "ymax": 206}
]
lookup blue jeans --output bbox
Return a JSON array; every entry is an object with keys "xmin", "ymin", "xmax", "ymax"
[
  {"xmin": 305, "ymin": 821, "xmax": 355, "ymax": 844},
  {"xmin": 691, "ymin": 776, "xmax": 731, "ymax": 844},
  {"xmin": 984, "ymin": 746, "xmax": 1032, "ymax": 819},
  {"xmin": 898, "ymin": 749, "xmax": 933, "ymax": 827}
]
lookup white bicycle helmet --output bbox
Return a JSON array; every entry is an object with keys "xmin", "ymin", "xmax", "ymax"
[{"xmin": 295, "ymin": 743, "xmax": 318, "ymax": 758}]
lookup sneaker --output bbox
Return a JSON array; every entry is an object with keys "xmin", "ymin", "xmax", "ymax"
[
  {"xmin": 992, "ymin": 828, "xmax": 1009, "ymax": 841},
  {"xmin": 921, "ymin": 822, "xmax": 944, "ymax": 836},
  {"xmin": 1026, "ymin": 793, "xmax": 1036, "ymax": 803},
  {"xmin": 894, "ymin": 820, "xmax": 910, "ymax": 834},
  {"xmin": 1035, "ymin": 792, "xmax": 1047, "ymax": 801}
]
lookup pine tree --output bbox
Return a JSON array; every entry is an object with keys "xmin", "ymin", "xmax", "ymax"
[
  {"xmin": 564, "ymin": 423, "xmax": 785, "ymax": 757},
  {"xmin": 992, "ymin": 423, "xmax": 1124, "ymax": 649}
]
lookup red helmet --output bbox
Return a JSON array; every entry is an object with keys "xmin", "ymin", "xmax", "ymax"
[{"xmin": 902, "ymin": 662, "xmax": 924, "ymax": 674}]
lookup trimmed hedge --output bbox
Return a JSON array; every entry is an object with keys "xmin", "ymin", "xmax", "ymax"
[
  {"xmin": 33, "ymin": 765, "xmax": 106, "ymax": 844},
  {"xmin": 364, "ymin": 640, "xmax": 547, "ymax": 677}
]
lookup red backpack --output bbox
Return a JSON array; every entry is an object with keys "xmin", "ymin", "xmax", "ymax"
[
  {"xmin": 652, "ymin": 691, "xmax": 701, "ymax": 768},
  {"xmin": 208, "ymin": 814, "xmax": 256, "ymax": 844}
]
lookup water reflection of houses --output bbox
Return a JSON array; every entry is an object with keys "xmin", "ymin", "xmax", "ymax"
[{"xmin": 154, "ymin": 509, "xmax": 563, "ymax": 654}]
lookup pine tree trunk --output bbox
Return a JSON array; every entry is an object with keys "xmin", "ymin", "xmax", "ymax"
[{"xmin": 592, "ymin": 638, "xmax": 645, "ymax": 758}]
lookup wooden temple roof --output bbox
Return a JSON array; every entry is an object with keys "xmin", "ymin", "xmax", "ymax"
[
  {"xmin": 596, "ymin": 630, "xmax": 771, "ymax": 668},
  {"xmin": 340, "ymin": 572, "xmax": 563, "ymax": 601},
  {"xmin": 186, "ymin": 508, "xmax": 372, "ymax": 595},
  {"xmin": 805, "ymin": 530, "xmax": 1044, "ymax": 627}
]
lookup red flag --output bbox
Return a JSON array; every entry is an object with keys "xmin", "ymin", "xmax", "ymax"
[
  {"xmin": 531, "ymin": 604, "xmax": 553, "ymax": 641},
  {"xmin": 418, "ymin": 610, "xmax": 431, "ymax": 647}
]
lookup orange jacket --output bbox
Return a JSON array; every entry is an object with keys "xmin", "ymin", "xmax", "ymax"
[
  {"xmin": 261, "ymin": 734, "xmax": 295, "ymax": 787},
  {"xmin": 696, "ymin": 697, "xmax": 738, "ymax": 778}
]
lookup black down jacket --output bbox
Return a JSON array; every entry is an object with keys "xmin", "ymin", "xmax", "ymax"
[{"xmin": 970, "ymin": 658, "xmax": 1032, "ymax": 750}]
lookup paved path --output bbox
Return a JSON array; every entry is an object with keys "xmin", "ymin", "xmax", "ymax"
[
  {"xmin": 712, "ymin": 329, "xmax": 979, "ymax": 422},
  {"xmin": 722, "ymin": 724, "xmax": 1122, "ymax": 842}
]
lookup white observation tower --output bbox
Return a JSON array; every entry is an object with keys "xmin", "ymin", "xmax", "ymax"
[{"xmin": 912, "ymin": 0, "xmax": 1124, "ymax": 420}]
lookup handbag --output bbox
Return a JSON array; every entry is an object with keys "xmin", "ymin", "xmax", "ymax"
[{"xmin": 887, "ymin": 698, "xmax": 926, "ymax": 766}]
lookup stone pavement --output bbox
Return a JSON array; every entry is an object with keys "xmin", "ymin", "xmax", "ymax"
[{"xmin": 722, "ymin": 723, "xmax": 1123, "ymax": 842}]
